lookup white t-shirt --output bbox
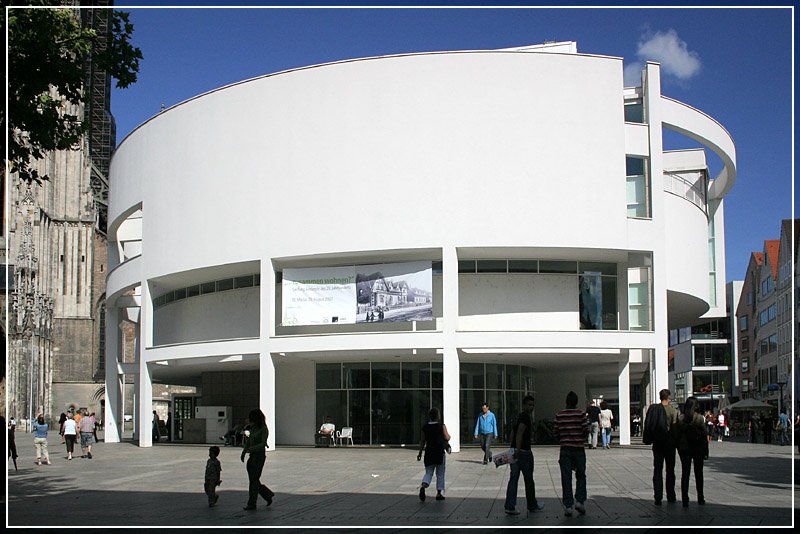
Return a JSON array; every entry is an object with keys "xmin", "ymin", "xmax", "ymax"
[
  {"xmin": 63, "ymin": 419, "xmax": 78, "ymax": 435},
  {"xmin": 319, "ymin": 423, "xmax": 335, "ymax": 434},
  {"xmin": 599, "ymin": 409, "xmax": 614, "ymax": 429}
]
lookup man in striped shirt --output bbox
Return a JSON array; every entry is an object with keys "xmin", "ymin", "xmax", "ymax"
[{"xmin": 554, "ymin": 391, "xmax": 589, "ymax": 517}]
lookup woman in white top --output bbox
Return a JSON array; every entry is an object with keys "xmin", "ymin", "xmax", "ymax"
[
  {"xmin": 599, "ymin": 401, "xmax": 614, "ymax": 449},
  {"xmin": 62, "ymin": 413, "xmax": 78, "ymax": 460}
]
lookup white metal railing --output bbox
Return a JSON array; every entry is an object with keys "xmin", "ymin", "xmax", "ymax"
[{"xmin": 663, "ymin": 172, "xmax": 706, "ymax": 213}]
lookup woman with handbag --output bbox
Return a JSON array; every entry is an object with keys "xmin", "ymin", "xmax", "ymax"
[{"xmin": 417, "ymin": 407, "xmax": 450, "ymax": 502}]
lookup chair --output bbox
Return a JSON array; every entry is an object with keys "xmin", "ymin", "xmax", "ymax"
[{"xmin": 336, "ymin": 427, "xmax": 354, "ymax": 446}]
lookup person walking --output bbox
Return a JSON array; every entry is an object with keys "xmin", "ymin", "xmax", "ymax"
[
  {"xmin": 63, "ymin": 413, "xmax": 78, "ymax": 460},
  {"xmin": 90, "ymin": 412, "xmax": 99, "ymax": 443},
  {"xmin": 554, "ymin": 391, "xmax": 589, "ymax": 517},
  {"xmin": 644, "ymin": 389, "xmax": 679, "ymax": 505},
  {"xmin": 715, "ymin": 410, "xmax": 727, "ymax": 443},
  {"xmin": 417, "ymin": 407, "xmax": 450, "ymax": 501},
  {"xmin": 705, "ymin": 411, "xmax": 715, "ymax": 444},
  {"xmin": 504, "ymin": 395, "xmax": 545, "ymax": 515},
  {"xmin": 78, "ymin": 409, "xmax": 95, "ymax": 459},
  {"xmin": 599, "ymin": 401, "xmax": 614, "ymax": 449},
  {"xmin": 58, "ymin": 413, "xmax": 67, "ymax": 444},
  {"xmin": 676, "ymin": 396, "xmax": 708, "ymax": 507},
  {"xmin": 205, "ymin": 445, "xmax": 222, "ymax": 507},
  {"xmin": 473, "ymin": 403, "xmax": 498, "ymax": 465},
  {"xmin": 776, "ymin": 409, "xmax": 789, "ymax": 446},
  {"xmin": 586, "ymin": 402, "xmax": 601, "ymax": 449},
  {"xmin": 152, "ymin": 411, "xmax": 161, "ymax": 443},
  {"xmin": 241, "ymin": 408, "xmax": 274, "ymax": 510},
  {"xmin": 31, "ymin": 415, "xmax": 51, "ymax": 466}
]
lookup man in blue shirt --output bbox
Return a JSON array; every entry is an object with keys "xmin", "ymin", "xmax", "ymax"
[
  {"xmin": 777, "ymin": 409, "xmax": 790, "ymax": 446},
  {"xmin": 474, "ymin": 403, "xmax": 499, "ymax": 465}
]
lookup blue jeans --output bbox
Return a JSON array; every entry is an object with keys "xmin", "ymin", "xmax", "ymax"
[
  {"xmin": 602, "ymin": 427, "xmax": 612, "ymax": 447},
  {"xmin": 505, "ymin": 449, "xmax": 538, "ymax": 511},
  {"xmin": 421, "ymin": 455, "xmax": 446, "ymax": 492},
  {"xmin": 558, "ymin": 447, "xmax": 587, "ymax": 508}
]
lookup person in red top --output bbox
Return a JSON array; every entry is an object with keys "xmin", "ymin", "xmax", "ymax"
[{"xmin": 554, "ymin": 391, "xmax": 590, "ymax": 517}]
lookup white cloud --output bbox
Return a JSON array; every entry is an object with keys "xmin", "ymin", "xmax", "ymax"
[
  {"xmin": 635, "ymin": 29, "xmax": 701, "ymax": 80},
  {"xmin": 624, "ymin": 61, "xmax": 644, "ymax": 86}
]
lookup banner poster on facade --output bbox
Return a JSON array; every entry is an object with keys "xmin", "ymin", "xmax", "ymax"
[{"xmin": 282, "ymin": 261, "xmax": 433, "ymax": 326}]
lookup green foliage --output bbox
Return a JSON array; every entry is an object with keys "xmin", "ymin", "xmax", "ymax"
[{"xmin": 6, "ymin": 2, "xmax": 143, "ymax": 184}]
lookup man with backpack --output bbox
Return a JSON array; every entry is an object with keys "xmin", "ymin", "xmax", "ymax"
[{"xmin": 642, "ymin": 389, "xmax": 679, "ymax": 506}]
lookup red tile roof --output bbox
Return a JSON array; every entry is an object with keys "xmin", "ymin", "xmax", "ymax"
[{"xmin": 764, "ymin": 240, "xmax": 780, "ymax": 280}]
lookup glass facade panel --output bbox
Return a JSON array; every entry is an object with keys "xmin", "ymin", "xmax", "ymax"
[
  {"xmin": 344, "ymin": 363, "xmax": 370, "ymax": 389},
  {"xmin": 580, "ymin": 262, "xmax": 617, "ymax": 276},
  {"xmin": 580, "ymin": 274, "xmax": 618, "ymax": 330},
  {"xmin": 505, "ymin": 365, "xmax": 520, "ymax": 391},
  {"xmin": 485, "ymin": 364, "xmax": 504, "ymax": 389},
  {"xmin": 508, "ymin": 260, "xmax": 538, "ymax": 273},
  {"xmin": 539, "ymin": 261, "xmax": 577, "ymax": 274},
  {"xmin": 316, "ymin": 390, "xmax": 346, "ymax": 431},
  {"xmin": 460, "ymin": 363, "xmax": 484, "ymax": 390},
  {"xmin": 372, "ymin": 363, "xmax": 401, "ymax": 389},
  {"xmin": 477, "ymin": 260, "xmax": 507, "ymax": 273},
  {"xmin": 402, "ymin": 362, "xmax": 430, "ymax": 389},
  {"xmin": 624, "ymin": 102, "xmax": 644, "ymax": 123},
  {"xmin": 431, "ymin": 362, "xmax": 443, "ymax": 389},
  {"xmin": 458, "ymin": 260, "xmax": 476, "ymax": 273},
  {"xmin": 216, "ymin": 278, "xmax": 234, "ymax": 292},
  {"xmin": 316, "ymin": 363, "xmax": 341, "ymax": 389},
  {"xmin": 348, "ymin": 390, "xmax": 371, "ymax": 444}
]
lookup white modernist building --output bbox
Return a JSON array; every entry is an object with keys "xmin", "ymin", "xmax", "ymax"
[{"xmin": 104, "ymin": 42, "xmax": 736, "ymax": 449}]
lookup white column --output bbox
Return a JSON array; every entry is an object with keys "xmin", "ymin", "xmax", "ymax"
[
  {"xmin": 441, "ymin": 247, "xmax": 460, "ymax": 451},
  {"xmin": 137, "ymin": 281, "xmax": 153, "ymax": 447},
  {"xmin": 103, "ymin": 306, "xmax": 123, "ymax": 443},
  {"xmin": 618, "ymin": 358, "xmax": 631, "ymax": 446},
  {"xmin": 261, "ymin": 352, "xmax": 276, "ymax": 450}
]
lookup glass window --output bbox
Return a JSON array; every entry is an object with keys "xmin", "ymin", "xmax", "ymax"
[
  {"xmin": 201, "ymin": 281, "xmax": 216, "ymax": 294},
  {"xmin": 402, "ymin": 362, "xmax": 430, "ymax": 389},
  {"xmin": 580, "ymin": 262, "xmax": 617, "ymax": 276},
  {"xmin": 316, "ymin": 391, "xmax": 346, "ymax": 431},
  {"xmin": 235, "ymin": 275, "xmax": 254, "ymax": 288},
  {"xmin": 164, "ymin": 291, "xmax": 174, "ymax": 304},
  {"xmin": 431, "ymin": 362, "xmax": 443, "ymax": 389},
  {"xmin": 153, "ymin": 294, "xmax": 166, "ymax": 308},
  {"xmin": 626, "ymin": 156, "xmax": 650, "ymax": 218},
  {"xmin": 173, "ymin": 288, "xmax": 186, "ymax": 301},
  {"xmin": 485, "ymin": 364, "xmax": 504, "ymax": 389},
  {"xmin": 458, "ymin": 260, "xmax": 476, "ymax": 273},
  {"xmin": 508, "ymin": 260, "xmax": 538, "ymax": 273},
  {"xmin": 626, "ymin": 156, "xmax": 645, "ymax": 176},
  {"xmin": 344, "ymin": 363, "xmax": 370, "ymax": 389},
  {"xmin": 624, "ymin": 101, "xmax": 644, "ymax": 123},
  {"xmin": 539, "ymin": 260, "xmax": 577, "ymax": 274},
  {"xmin": 505, "ymin": 365, "xmax": 520, "ymax": 391},
  {"xmin": 739, "ymin": 316, "xmax": 748, "ymax": 331},
  {"xmin": 216, "ymin": 278, "xmax": 234, "ymax": 292},
  {"xmin": 432, "ymin": 261, "xmax": 443, "ymax": 275},
  {"xmin": 316, "ymin": 363, "xmax": 341, "ymax": 389},
  {"xmin": 459, "ymin": 363, "xmax": 484, "ymax": 390},
  {"xmin": 372, "ymin": 363, "xmax": 401, "ymax": 389},
  {"xmin": 580, "ymin": 273, "xmax": 618, "ymax": 330},
  {"xmin": 186, "ymin": 285, "xmax": 200, "ymax": 298},
  {"xmin": 477, "ymin": 260, "xmax": 507, "ymax": 273},
  {"xmin": 741, "ymin": 337, "xmax": 749, "ymax": 353}
]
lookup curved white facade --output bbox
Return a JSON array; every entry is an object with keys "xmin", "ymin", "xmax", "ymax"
[{"xmin": 104, "ymin": 43, "xmax": 735, "ymax": 449}]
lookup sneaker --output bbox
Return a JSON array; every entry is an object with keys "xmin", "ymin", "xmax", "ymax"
[
  {"xmin": 37, "ymin": 460, "xmax": 42, "ymax": 466},
  {"xmin": 46, "ymin": 460, "xmax": 51, "ymax": 465},
  {"xmin": 530, "ymin": 503, "xmax": 545, "ymax": 513},
  {"xmin": 87, "ymin": 452, "xmax": 92, "ymax": 459},
  {"xmin": 436, "ymin": 492, "xmax": 445, "ymax": 501},
  {"xmin": 504, "ymin": 508, "xmax": 520, "ymax": 515},
  {"xmin": 575, "ymin": 502, "xmax": 586, "ymax": 515},
  {"xmin": 243, "ymin": 505, "xmax": 256, "ymax": 511},
  {"xmin": 419, "ymin": 487, "xmax": 426, "ymax": 502},
  {"xmin": 565, "ymin": 507, "xmax": 573, "ymax": 516}
]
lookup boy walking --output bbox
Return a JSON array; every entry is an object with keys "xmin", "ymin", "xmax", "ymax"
[
  {"xmin": 205, "ymin": 446, "xmax": 222, "ymax": 507},
  {"xmin": 554, "ymin": 391, "xmax": 590, "ymax": 517}
]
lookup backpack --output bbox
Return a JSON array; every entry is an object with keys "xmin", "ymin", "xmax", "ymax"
[{"xmin": 642, "ymin": 403, "xmax": 668, "ymax": 445}]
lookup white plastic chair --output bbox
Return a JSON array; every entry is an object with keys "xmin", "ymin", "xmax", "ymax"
[{"xmin": 336, "ymin": 427, "xmax": 354, "ymax": 446}]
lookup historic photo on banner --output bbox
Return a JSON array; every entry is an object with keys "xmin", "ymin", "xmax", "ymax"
[{"xmin": 355, "ymin": 261, "xmax": 433, "ymax": 323}]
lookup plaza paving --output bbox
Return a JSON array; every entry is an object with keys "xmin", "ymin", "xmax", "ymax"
[{"xmin": 6, "ymin": 432, "xmax": 796, "ymax": 528}]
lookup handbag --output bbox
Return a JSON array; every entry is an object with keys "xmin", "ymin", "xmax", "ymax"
[{"xmin": 492, "ymin": 448, "xmax": 517, "ymax": 467}]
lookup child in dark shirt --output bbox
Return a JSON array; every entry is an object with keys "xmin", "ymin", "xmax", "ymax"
[{"xmin": 205, "ymin": 446, "xmax": 222, "ymax": 507}]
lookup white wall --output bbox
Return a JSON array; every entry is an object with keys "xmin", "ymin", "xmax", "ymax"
[
  {"xmin": 153, "ymin": 287, "xmax": 260, "ymax": 345},
  {"xmin": 458, "ymin": 274, "xmax": 579, "ymax": 330},
  {"xmin": 274, "ymin": 358, "xmax": 316, "ymax": 445}
]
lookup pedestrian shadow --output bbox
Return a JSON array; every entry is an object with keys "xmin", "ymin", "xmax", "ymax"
[
  {"xmin": 704, "ymin": 454, "xmax": 792, "ymax": 487},
  {"xmin": 8, "ymin": 469, "xmax": 793, "ymax": 527}
]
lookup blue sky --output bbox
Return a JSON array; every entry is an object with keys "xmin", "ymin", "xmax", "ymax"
[{"xmin": 110, "ymin": 5, "xmax": 794, "ymax": 284}]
